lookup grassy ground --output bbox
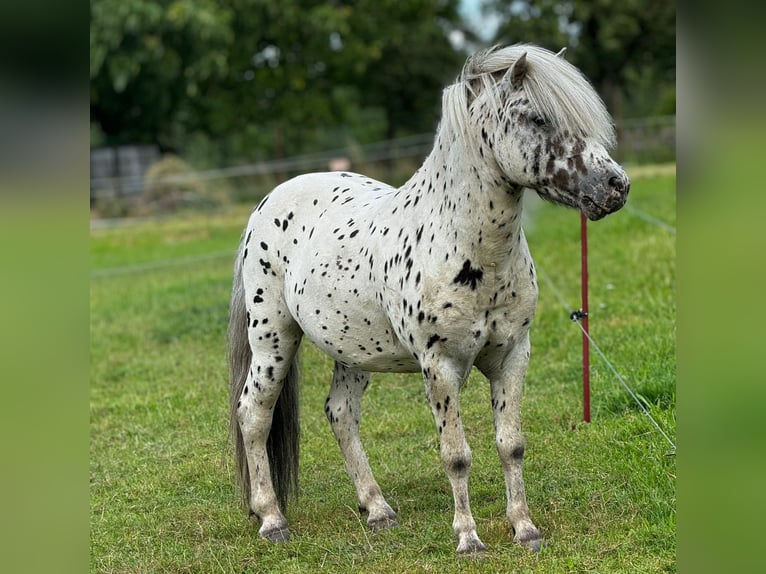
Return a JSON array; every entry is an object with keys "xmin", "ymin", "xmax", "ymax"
[{"xmin": 90, "ymin": 166, "xmax": 675, "ymax": 572}]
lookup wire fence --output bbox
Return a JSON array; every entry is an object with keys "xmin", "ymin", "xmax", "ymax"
[
  {"xmin": 90, "ymin": 250, "xmax": 236, "ymax": 278},
  {"xmin": 535, "ymin": 261, "xmax": 676, "ymax": 453},
  {"xmin": 90, "ymin": 116, "xmax": 675, "ymax": 203},
  {"xmin": 90, "ymin": 133, "xmax": 435, "ymax": 198},
  {"xmin": 624, "ymin": 204, "xmax": 676, "ymax": 234}
]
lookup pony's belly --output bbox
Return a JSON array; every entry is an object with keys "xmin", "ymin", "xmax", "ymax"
[{"xmin": 299, "ymin": 317, "xmax": 421, "ymax": 373}]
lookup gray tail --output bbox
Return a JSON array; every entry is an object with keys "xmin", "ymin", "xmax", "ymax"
[{"xmin": 228, "ymin": 237, "xmax": 300, "ymax": 513}]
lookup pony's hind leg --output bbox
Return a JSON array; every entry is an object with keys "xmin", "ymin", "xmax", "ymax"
[
  {"xmin": 237, "ymin": 350, "xmax": 299, "ymax": 540},
  {"xmin": 325, "ymin": 362, "xmax": 398, "ymax": 531},
  {"xmin": 234, "ymin": 302, "xmax": 303, "ymax": 542}
]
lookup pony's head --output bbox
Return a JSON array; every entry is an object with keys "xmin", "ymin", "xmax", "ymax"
[{"xmin": 454, "ymin": 44, "xmax": 629, "ymax": 220}]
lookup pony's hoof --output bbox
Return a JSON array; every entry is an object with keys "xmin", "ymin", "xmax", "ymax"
[
  {"xmin": 368, "ymin": 515, "xmax": 399, "ymax": 532},
  {"xmin": 456, "ymin": 535, "xmax": 487, "ymax": 555},
  {"xmin": 366, "ymin": 503, "xmax": 398, "ymax": 532},
  {"xmin": 261, "ymin": 527, "xmax": 291, "ymax": 543},
  {"xmin": 514, "ymin": 529, "xmax": 542, "ymax": 552}
]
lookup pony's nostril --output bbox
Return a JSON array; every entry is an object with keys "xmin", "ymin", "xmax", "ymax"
[{"xmin": 609, "ymin": 176, "xmax": 626, "ymax": 193}]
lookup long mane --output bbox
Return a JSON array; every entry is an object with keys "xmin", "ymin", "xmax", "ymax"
[{"xmin": 442, "ymin": 44, "xmax": 616, "ymax": 149}]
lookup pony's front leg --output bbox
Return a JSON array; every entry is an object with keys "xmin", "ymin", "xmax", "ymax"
[
  {"xmin": 487, "ymin": 334, "xmax": 542, "ymax": 551},
  {"xmin": 422, "ymin": 359, "xmax": 486, "ymax": 555},
  {"xmin": 326, "ymin": 363, "xmax": 398, "ymax": 531}
]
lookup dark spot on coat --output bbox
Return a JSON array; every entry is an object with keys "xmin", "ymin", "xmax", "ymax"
[
  {"xmin": 453, "ymin": 259, "xmax": 484, "ymax": 290},
  {"xmin": 449, "ymin": 456, "xmax": 469, "ymax": 475},
  {"xmin": 426, "ymin": 334, "xmax": 440, "ymax": 349},
  {"xmin": 256, "ymin": 195, "xmax": 270, "ymax": 211},
  {"xmin": 553, "ymin": 168, "xmax": 570, "ymax": 189}
]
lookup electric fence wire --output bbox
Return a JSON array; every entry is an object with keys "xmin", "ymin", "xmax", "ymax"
[
  {"xmin": 624, "ymin": 204, "xmax": 676, "ymax": 234},
  {"xmin": 91, "ymin": 250, "xmax": 236, "ymax": 278},
  {"xmin": 535, "ymin": 263, "xmax": 676, "ymax": 453}
]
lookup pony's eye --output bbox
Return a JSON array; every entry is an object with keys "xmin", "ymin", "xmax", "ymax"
[{"xmin": 532, "ymin": 115, "xmax": 547, "ymax": 127}]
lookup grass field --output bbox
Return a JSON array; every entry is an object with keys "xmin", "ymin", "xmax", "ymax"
[{"xmin": 90, "ymin": 166, "xmax": 676, "ymax": 573}]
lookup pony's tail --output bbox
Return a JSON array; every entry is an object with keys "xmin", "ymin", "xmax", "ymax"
[
  {"xmin": 228, "ymin": 236, "xmax": 300, "ymax": 513},
  {"xmin": 228, "ymin": 238, "xmax": 252, "ymax": 509},
  {"xmin": 266, "ymin": 357, "xmax": 300, "ymax": 512}
]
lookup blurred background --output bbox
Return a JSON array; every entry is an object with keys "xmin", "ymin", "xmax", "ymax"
[{"xmin": 89, "ymin": 0, "xmax": 675, "ymax": 218}]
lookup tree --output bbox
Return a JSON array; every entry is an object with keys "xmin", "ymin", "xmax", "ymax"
[
  {"xmin": 486, "ymin": 0, "xmax": 675, "ymax": 126},
  {"xmin": 352, "ymin": 0, "xmax": 466, "ymax": 140},
  {"xmin": 192, "ymin": 0, "xmax": 468, "ymax": 155},
  {"xmin": 90, "ymin": 0, "xmax": 467, "ymax": 164},
  {"xmin": 90, "ymin": 0, "xmax": 235, "ymax": 149}
]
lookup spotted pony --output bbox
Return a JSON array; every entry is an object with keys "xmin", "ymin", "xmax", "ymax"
[{"xmin": 228, "ymin": 44, "xmax": 629, "ymax": 554}]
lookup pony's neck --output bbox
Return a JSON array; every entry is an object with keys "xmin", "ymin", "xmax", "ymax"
[{"xmin": 399, "ymin": 123, "xmax": 525, "ymax": 264}]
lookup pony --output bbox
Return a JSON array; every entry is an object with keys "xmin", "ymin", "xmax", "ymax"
[{"xmin": 228, "ymin": 44, "xmax": 629, "ymax": 554}]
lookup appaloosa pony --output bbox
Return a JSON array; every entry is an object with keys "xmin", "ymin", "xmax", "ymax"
[{"xmin": 228, "ymin": 44, "xmax": 629, "ymax": 554}]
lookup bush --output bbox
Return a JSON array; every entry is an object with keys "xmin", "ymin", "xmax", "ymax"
[{"xmin": 138, "ymin": 155, "xmax": 230, "ymax": 215}]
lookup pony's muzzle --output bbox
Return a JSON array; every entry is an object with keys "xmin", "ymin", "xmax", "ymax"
[{"xmin": 581, "ymin": 169, "xmax": 630, "ymax": 220}]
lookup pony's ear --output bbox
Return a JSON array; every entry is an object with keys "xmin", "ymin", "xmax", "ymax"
[
  {"xmin": 555, "ymin": 47, "xmax": 567, "ymax": 59},
  {"xmin": 507, "ymin": 51, "xmax": 528, "ymax": 89}
]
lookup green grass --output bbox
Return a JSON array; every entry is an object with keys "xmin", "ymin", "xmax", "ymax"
[{"xmin": 90, "ymin": 167, "xmax": 675, "ymax": 572}]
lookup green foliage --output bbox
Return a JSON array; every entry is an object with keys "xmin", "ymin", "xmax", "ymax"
[
  {"xmin": 90, "ymin": 0, "xmax": 465, "ymax": 163},
  {"xmin": 90, "ymin": 169, "xmax": 675, "ymax": 572},
  {"xmin": 90, "ymin": 0, "xmax": 675, "ymax": 166},
  {"xmin": 486, "ymin": 0, "xmax": 675, "ymax": 120},
  {"xmin": 355, "ymin": 0, "xmax": 465, "ymax": 138},
  {"xmin": 90, "ymin": 0, "xmax": 234, "ymax": 147}
]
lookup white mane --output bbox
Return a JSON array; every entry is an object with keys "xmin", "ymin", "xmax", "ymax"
[{"xmin": 442, "ymin": 44, "xmax": 616, "ymax": 149}]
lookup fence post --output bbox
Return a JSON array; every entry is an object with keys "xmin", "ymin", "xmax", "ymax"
[{"xmin": 581, "ymin": 212, "xmax": 591, "ymax": 423}]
